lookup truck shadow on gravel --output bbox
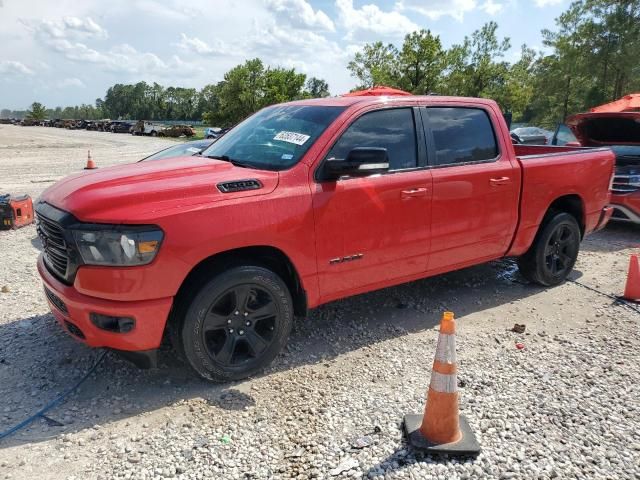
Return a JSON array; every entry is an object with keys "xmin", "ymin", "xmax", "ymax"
[{"xmin": 0, "ymin": 259, "xmax": 558, "ymax": 448}]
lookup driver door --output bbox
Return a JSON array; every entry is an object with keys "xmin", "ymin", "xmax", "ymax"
[{"xmin": 311, "ymin": 107, "xmax": 432, "ymax": 301}]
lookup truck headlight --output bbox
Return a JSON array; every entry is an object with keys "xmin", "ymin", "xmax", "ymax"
[
  {"xmin": 630, "ymin": 175, "xmax": 640, "ymax": 187},
  {"xmin": 72, "ymin": 227, "xmax": 163, "ymax": 266}
]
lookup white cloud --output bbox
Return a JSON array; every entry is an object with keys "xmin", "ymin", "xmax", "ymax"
[
  {"xmin": 248, "ymin": 19, "xmax": 350, "ymax": 92},
  {"xmin": 0, "ymin": 60, "xmax": 34, "ymax": 76},
  {"xmin": 395, "ymin": 0, "xmax": 479, "ymax": 21},
  {"xmin": 534, "ymin": 0, "xmax": 562, "ymax": 6},
  {"xmin": 336, "ymin": 0, "xmax": 419, "ymax": 39},
  {"xmin": 34, "ymin": 16, "xmax": 108, "ymax": 40},
  {"xmin": 534, "ymin": 0, "xmax": 564, "ymax": 7},
  {"xmin": 175, "ymin": 33, "xmax": 232, "ymax": 56},
  {"xmin": 265, "ymin": 0, "xmax": 335, "ymax": 31},
  {"xmin": 62, "ymin": 16, "xmax": 108, "ymax": 38},
  {"xmin": 32, "ymin": 19, "xmax": 201, "ymax": 78},
  {"xmin": 58, "ymin": 77, "xmax": 85, "ymax": 88},
  {"xmin": 480, "ymin": 0, "xmax": 503, "ymax": 15}
]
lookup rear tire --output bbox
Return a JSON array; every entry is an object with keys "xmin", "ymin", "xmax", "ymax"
[
  {"xmin": 176, "ymin": 266, "xmax": 293, "ymax": 382},
  {"xmin": 517, "ymin": 212, "xmax": 581, "ymax": 286}
]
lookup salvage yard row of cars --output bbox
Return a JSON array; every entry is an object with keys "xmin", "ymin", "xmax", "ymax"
[{"xmin": 0, "ymin": 118, "xmax": 202, "ymax": 138}]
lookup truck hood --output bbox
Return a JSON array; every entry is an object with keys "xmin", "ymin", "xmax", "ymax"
[
  {"xmin": 567, "ymin": 112, "xmax": 640, "ymax": 147},
  {"xmin": 39, "ymin": 156, "xmax": 279, "ymax": 223}
]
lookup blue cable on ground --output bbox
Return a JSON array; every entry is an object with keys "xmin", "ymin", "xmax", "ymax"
[{"xmin": 0, "ymin": 350, "xmax": 107, "ymax": 441}]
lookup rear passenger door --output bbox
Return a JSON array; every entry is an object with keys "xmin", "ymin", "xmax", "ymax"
[{"xmin": 422, "ymin": 106, "xmax": 519, "ymax": 272}]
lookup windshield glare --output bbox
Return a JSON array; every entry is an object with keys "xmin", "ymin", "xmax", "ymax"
[{"xmin": 201, "ymin": 105, "xmax": 345, "ymax": 170}]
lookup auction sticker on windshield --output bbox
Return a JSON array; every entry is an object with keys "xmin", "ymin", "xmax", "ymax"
[{"xmin": 274, "ymin": 131, "xmax": 310, "ymax": 146}]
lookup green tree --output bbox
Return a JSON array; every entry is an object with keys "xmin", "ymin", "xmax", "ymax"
[
  {"xmin": 398, "ymin": 29, "xmax": 445, "ymax": 94},
  {"xmin": 501, "ymin": 45, "xmax": 537, "ymax": 121},
  {"xmin": 347, "ymin": 41, "xmax": 400, "ymax": 89},
  {"xmin": 27, "ymin": 102, "xmax": 47, "ymax": 121},
  {"xmin": 211, "ymin": 58, "xmax": 265, "ymax": 126},
  {"xmin": 305, "ymin": 77, "xmax": 330, "ymax": 98},
  {"xmin": 262, "ymin": 67, "xmax": 306, "ymax": 106}
]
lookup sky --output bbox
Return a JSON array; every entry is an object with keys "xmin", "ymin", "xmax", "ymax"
[{"xmin": 0, "ymin": 0, "xmax": 568, "ymax": 110}]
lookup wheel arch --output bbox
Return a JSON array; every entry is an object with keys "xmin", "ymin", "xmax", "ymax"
[
  {"xmin": 545, "ymin": 194, "xmax": 585, "ymax": 238},
  {"xmin": 168, "ymin": 246, "xmax": 307, "ymax": 338}
]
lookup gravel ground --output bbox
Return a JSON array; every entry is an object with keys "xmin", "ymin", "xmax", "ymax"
[{"xmin": 0, "ymin": 125, "xmax": 639, "ymax": 480}]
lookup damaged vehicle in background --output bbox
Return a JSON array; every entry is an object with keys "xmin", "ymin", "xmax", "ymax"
[
  {"xmin": 510, "ymin": 126, "xmax": 553, "ymax": 145},
  {"xmin": 159, "ymin": 124, "xmax": 196, "ymax": 137},
  {"xmin": 554, "ymin": 112, "xmax": 640, "ymax": 224}
]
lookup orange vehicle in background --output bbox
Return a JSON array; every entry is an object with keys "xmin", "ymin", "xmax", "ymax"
[{"xmin": 553, "ymin": 95, "xmax": 640, "ymax": 224}]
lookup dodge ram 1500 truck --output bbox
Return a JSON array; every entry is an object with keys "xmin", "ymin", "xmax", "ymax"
[{"xmin": 35, "ymin": 95, "xmax": 615, "ymax": 382}]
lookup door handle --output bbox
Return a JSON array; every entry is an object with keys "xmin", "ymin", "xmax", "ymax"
[
  {"xmin": 401, "ymin": 187, "xmax": 428, "ymax": 198},
  {"xmin": 489, "ymin": 176, "xmax": 511, "ymax": 186}
]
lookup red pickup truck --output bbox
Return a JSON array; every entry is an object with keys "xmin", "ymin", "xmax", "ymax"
[{"xmin": 36, "ymin": 96, "xmax": 614, "ymax": 381}]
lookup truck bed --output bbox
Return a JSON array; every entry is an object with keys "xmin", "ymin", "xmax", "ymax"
[{"xmin": 507, "ymin": 145, "xmax": 615, "ymax": 256}]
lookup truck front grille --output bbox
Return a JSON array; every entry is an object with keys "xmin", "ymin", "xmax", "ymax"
[
  {"xmin": 612, "ymin": 174, "xmax": 639, "ymax": 194},
  {"xmin": 36, "ymin": 212, "xmax": 70, "ymax": 280}
]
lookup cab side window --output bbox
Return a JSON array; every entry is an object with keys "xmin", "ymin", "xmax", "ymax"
[
  {"xmin": 426, "ymin": 107, "xmax": 498, "ymax": 166},
  {"xmin": 326, "ymin": 108, "xmax": 417, "ymax": 171}
]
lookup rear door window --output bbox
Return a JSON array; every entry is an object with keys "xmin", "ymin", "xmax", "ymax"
[
  {"xmin": 425, "ymin": 107, "xmax": 499, "ymax": 166},
  {"xmin": 326, "ymin": 108, "xmax": 418, "ymax": 171}
]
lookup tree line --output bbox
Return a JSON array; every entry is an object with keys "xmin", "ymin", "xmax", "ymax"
[
  {"xmin": 4, "ymin": 0, "xmax": 638, "ymax": 129},
  {"xmin": 347, "ymin": 0, "xmax": 639, "ymax": 127},
  {"xmin": 4, "ymin": 60, "xmax": 330, "ymax": 126}
]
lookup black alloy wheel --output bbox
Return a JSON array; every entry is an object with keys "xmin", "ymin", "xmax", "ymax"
[
  {"xmin": 543, "ymin": 223, "xmax": 578, "ymax": 278},
  {"xmin": 517, "ymin": 212, "xmax": 581, "ymax": 286},
  {"xmin": 202, "ymin": 284, "xmax": 278, "ymax": 366},
  {"xmin": 177, "ymin": 265, "xmax": 294, "ymax": 382}
]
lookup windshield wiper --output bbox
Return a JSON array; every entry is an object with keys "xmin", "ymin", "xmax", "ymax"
[{"xmin": 205, "ymin": 155, "xmax": 255, "ymax": 169}]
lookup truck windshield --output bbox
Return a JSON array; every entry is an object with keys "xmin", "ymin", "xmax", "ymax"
[{"xmin": 201, "ymin": 105, "xmax": 345, "ymax": 170}]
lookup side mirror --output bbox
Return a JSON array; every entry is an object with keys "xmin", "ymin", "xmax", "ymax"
[{"xmin": 323, "ymin": 147, "xmax": 389, "ymax": 180}]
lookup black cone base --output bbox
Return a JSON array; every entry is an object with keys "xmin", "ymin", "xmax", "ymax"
[{"xmin": 403, "ymin": 414, "xmax": 480, "ymax": 456}]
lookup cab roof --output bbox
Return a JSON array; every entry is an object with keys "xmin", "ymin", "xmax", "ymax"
[{"xmin": 282, "ymin": 95, "xmax": 499, "ymax": 109}]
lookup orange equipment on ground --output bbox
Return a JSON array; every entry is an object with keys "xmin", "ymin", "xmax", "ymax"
[
  {"xmin": 84, "ymin": 150, "xmax": 97, "ymax": 170},
  {"xmin": 403, "ymin": 311, "xmax": 480, "ymax": 455},
  {"xmin": 0, "ymin": 194, "xmax": 34, "ymax": 230},
  {"xmin": 623, "ymin": 254, "xmax": 640, "ymax": 303}
]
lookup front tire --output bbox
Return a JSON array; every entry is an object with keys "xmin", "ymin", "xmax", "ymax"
[
  {"xmin": 517, "ymin": 212, "xmax": 581, "ymax": 286},
  {"xmin": 177, "ymin": 266, "xmax": 294, "ymax": 382}
]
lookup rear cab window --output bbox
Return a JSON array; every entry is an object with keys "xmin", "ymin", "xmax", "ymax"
[{"xmin": 424, "ymin": 107, "xmax": 499, "ymax": 166}]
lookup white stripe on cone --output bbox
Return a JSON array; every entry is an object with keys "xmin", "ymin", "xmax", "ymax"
[
  {"xmin": 434, "ymin": 333, "xmax": 457, "ymax": 364},
  {"xmin": 430, "ymin": 371, "xmax": 458, "ymax": 393}
]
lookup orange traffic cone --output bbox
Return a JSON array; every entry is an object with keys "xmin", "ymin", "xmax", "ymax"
[
  {"xmin": 404, "ymin": 312, "xmax": 480, "ymax": 455},
  {"xmin": 84, "ymin": 150, "xmax": 97, "ymax": 170},
  {"xmin": 623, "ymin": 254, "xmax": 640, "ymax": 302}
]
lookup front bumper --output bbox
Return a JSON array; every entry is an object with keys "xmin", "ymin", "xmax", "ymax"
[
  {"xmin": 38, "ymin": 255, "xmax": 173, "ymax": 351},
  {"xmin": 611, "ymin": 192, "xmax": 640, "ymax": 224}
]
